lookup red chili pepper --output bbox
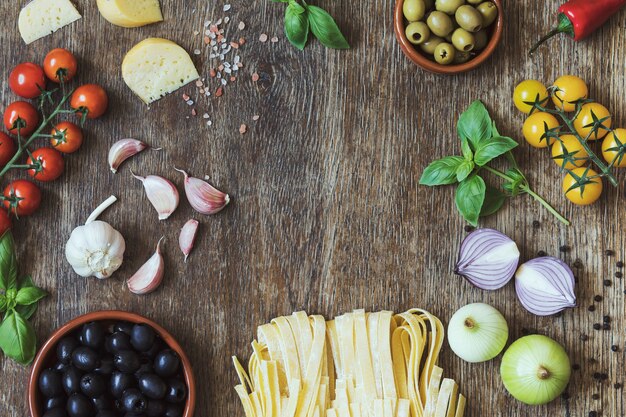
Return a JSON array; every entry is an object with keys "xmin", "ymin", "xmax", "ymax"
[{"xmin": 530, "ymin": 0, "xmax": 626, "ymax": 54}]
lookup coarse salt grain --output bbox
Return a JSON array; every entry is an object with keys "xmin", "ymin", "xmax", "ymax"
[
  {"xmin": 224, "ymin": 17, "xmax": 230, "ymax": 23},
  {"xmin": 195, "ymin": 80, "xmax": 203, "ymax": 87},
  {"xmin": 238, "ymin": 21, "xmax": 245, "ymax": 30},
  {"xmin": 253, "ymin": 115, "xmax": 260, "ymax": 121},
  {"xmin": 203, "ymin": 113, "xmax": 210, "ymax": 119},
  {"xmin": 194, "ymin": 49, "xmax": 201, "ymax": 55},
  {"xmin": 186, "ymin": 100, "xmax": 194, "ymax": 105},
  {"xmin": 230, "ymin": 41, "xmax": 240, "ymax": 49},
  {"xmin": 223, "ymin": 4, "xmax": 231, "ymax": 11},
  {"xmin": 259, "ymin": 34, "xmax": 268, "ymax": 42},
  {"xmin": 271, "ymin": 36, "xmax": 278, "ymax": 43},
  {"xmin": 239, "ymin": 124, "xmax": 247, "ymax": 134},
  {"xmin": 182, "ymin": 93, "xmax": 190, "ymax": 101}
]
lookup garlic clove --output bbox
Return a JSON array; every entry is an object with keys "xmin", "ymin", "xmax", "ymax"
[
  {"xmin": 108, "ymin": 139, "xmax": 149, "ymax": 173},
  {"xmin": 179, "ymin": 219, "xmax": 199, "ymax": 262},
  {"xmin": 132, "ymin": 172, "xmax": 180, "ymax": 220},
  {"xmin": 175, "ymin": 168, "xmax": 230, "ymax": 215},
  {"xmin": 127, "ymin": 236, "xmax": 165, "ymax": 295}
]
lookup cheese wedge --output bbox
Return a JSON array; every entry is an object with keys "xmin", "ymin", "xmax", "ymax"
[
  {"xmin": 18, "ymin": 0, "xmax": 81, "ymax": 44},
  {"xmin": 97, "ymin": 0, "xmax": 163, "ymax": 28},
  {"xmin": 122, "ymin": 38, "xmax": 199, "ymax": 104}
]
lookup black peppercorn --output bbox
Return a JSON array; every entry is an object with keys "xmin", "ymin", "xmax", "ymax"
[
  {"xmin": 605, "ymin": 249, "xmax": 615, "ymax": 257},
  {"xmin": 601, "ymin": 373, "xmax": 608, "ymax": 380},
  {"xmin": 594, "ymin": 295, "xmax": 603, "ymax": 302},
  {"xmin": 593, "ymin": 372, "xmax": 602, "ymax": 380},
  {"xmin": 603, "ymin": 316, "xmax": 611, "ymax": 323},
  {"xmin": 593, "ymin": 323, "xmax": 601, "ymax": 330},
  {"xmin": 615, "ymin": 271, "xmax": 623, "ymax": 278},
  {"xmin": 560, "ymin": 245, "xmax": 570, "ymax": 253},
  {"xmin": 611, "ymin": 345, "xmax": 619, "ymax": 352},
  {"xmin": 574, "ymin": 259, "xmax": 583, "ymax": 268},
  {"xmin": 603, "ymin": 279, "xmax": 612, "ymax": 287},
  {"xmin": 537, "ymin": 250, "xmax": 547, "ymax": 257},
  {"xmin": 603, "ymin": 323, "xmax": 611, "ymax": 330},
  {"xmin": 617, "ymin": 261, "xmax": 624, "ymax": 268},
  {"xmin": 532, "ymin": 220, "xmax": 540, "ymax": 229},
  {"xmin": 589, "ymin": 411, "xmax": 598, "ymax": 417},
  {"xmin": 592, "ymin": 393, "xmax": 599, "ymax": 400},
  {"xmin": 580, "ymin": 334, "xmax": 589, "ymax": 341},
  {"xmin": 615, "ymin": 383, "xmax": 623, "ymax": 389},
  {"xmin": 464, "ymin": 225, "xmax": 474, "ymax": 233},
  {"xmin": 588, "ymin": 305, "xmax": 596, "ymax": 312}
]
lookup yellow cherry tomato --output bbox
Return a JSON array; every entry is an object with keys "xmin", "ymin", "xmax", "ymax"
[
  {"xmin": 552, "ymin": 75, "xmax": 588, "ymax": 112},
  {"xmin": 562, "ymin": 167, "xmax": 603, "ymax": 206},
  {"xmin": 522, "ymin": 112, "xmax": 559, "ymax": 148},
  {"xmin": 573, "ymin": 103, "xmax": 612, "ymax": 140},
  {"xmin": 551, "ymin": 134, "xmax": 589, "ymax": 170},
  {"xmin": 513, "ymin": 80, "xmax": 549, "ymax": 114},
  {"xmin": 601, "ymin": 128, "xmax": 626, "ymax": 168}
]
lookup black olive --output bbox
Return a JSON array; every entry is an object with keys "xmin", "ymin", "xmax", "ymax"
[
  {"xmin": 114, "ymin": 350, "xmax": 141, "ymax": 373},
  {"xmin": 136, "ymin": 361, "xmax": 154, "ymax": 376},
  {"xmin": 131, "ymin": 324, "xmax": 156, "ymax": 352},
  {"xmin": 144, "ymin": 339, "xmax": 165, "ymax": 358},
  {"xmin": 66, "ymin": 393, "xmax": 95, "ymax": 417},
  {"xmin": 114, "ymin": 321, "xmax": 134, "ymax": 335},
  {"xmin": 72, "ymin": 346, "xmax": 100, "ymax": 371},
  {"xmin": 39, "ymin": 368, "xmax": 65, "ymax": 398},
  {"xmin": 164, "ymin": 403, "xmax": 184, "ymax": 417},
  {"xmin": 110, "ymin": 371, "xmax": 136, "ymax": 399},
  {"xmin": 57, "ymin": 337, "xmax": 80, "ymax": 364},
  {"xmin": 43, "ymin": 409, "xmax": 69, "ymax": 417},
  {"xmin": 122, "ymin": 388, "xmax": 148, "ymax": 413},
  {"xmin": 154, "ymin": 350, "xmax": 180, "ymax": 378},
  {"xmin": 138, "ymin": 373, "xmax": 167, "ymax": 400},
  {"xmin": 45, "ymin": 396, "xmax": 67, "ymax": 410},
  {"xmin": 145, "ymin": 399, "xmax": 166, "ymax": 417},
  {"xmin": 165, "ymin": 379, "xmax": 187, "ymax": 403},
  {"xmin": 106, "ymin": 331, "xmax": 133, "ymax": 353},
  {"xmin": 62, "ymin": 367, "xmax": 83, "ymax": 395},
  {"xmin": 81, "ymin": 322, "xmax": 106, "ymax": 349},
  {"xmin": 95, "ymin": 356, "xmax": 114, "ymax": 375},
  {"xmin": 92, "ymin": 394, "xmax": 115, "ymax": 410},
  {"xmin": 95, "ymin": 411, "xmax": 118, "ymax": 417},
  {"xmin": 80, "ymin": 373, "xmax": 106, "ymax": 398}
]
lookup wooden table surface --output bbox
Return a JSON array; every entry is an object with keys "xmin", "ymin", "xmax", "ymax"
[{"xmin": 1, "ymin": 1, "xmax": 625, "ymax": 416}]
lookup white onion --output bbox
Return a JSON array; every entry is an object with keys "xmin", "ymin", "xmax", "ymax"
[
  {"xmin": 455, "ymin": 228, "xmax": 520, "ymax": 290},
  {"xmin": 515, "ymin": 256, "xmax": 576, "ymax": 316}
]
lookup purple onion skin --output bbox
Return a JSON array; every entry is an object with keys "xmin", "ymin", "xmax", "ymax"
[
  {"xmin": 455, "ymin": 228, "xmax": 520, "ymax": 290},
  {"xmin": 515, "ymin": 256, "xmax": 577, "ymax": 316}
]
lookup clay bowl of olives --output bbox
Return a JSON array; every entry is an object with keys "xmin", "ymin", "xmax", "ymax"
[
  {"xmin": 394, "ymin": 0, "xmax": 503, "ymax": 74},
  {"xmin": 28, "ymin": 310, "xmax": 196, "ymax": 417}
]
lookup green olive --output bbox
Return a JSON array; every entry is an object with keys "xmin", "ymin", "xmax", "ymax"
[
  {"xmin": 453, "ymin": 50, "xmax": 472, "ymax": 64},
  {"xmin": 405, "ymin": 21, "xmax": 431, "ymax": 45},
  {"xmin": 427, "ymin": 11, "xmax": 454, "ymax": 37},
  {"xmin": 435, "ymin": 0, "xmax": 464, "ymax": 15},
  {"xmin": 455, "ymin": 5, "xmax": 483, "ymax": 32},
  {"xmin": 473, "ymin": 29, "xmax": 488, "ymax": 50},
  {"xmin": 466, "ymin": 0, "xmax": 482, "ymax": 4},
  {"xmin": 420, "ymin": 35, "xmax": 444, "ymax": 54},
  {"xmin": 403, "ymin": 0, "xmax": 426, "ymax": 22},
  {"xmin": 451, "ymin": 28, "xmax": 475, "ymax": 51},
  {"xmin": 434, "ymin": 42, "xmax": 455, "ymax": 64},
  {"xmin": 477, "ymin": 2, "xmax": 498, "ymax": 26}
]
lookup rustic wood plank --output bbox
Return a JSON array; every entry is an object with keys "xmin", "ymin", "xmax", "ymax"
[{"xmin": 0, "ymin": 1, "xmax": 625, "ymax": 416}]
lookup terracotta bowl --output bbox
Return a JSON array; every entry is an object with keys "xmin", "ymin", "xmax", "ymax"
[
  {"xmin": 28, "ymin": 310, "xmax": 196, "ymax": 417},
  {"xmin": 394, "ymin": 0, "xmax": 503, "ymax": 74}
]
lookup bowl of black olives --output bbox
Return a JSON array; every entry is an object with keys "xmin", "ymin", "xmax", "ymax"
[
  {"xmin": 394, "ymin": 0, "xmax": 503, "ymax": 74},
  {"xmin": 28, "ymin": 311, "xmax": 195, "ymax": 417}
]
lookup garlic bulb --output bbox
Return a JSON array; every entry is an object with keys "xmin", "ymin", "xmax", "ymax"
[{"xmin": 65, "ymin": 196, "xmax": 126, "ymax": 279}]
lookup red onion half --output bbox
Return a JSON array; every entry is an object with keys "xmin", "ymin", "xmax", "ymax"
[
  {"xmin": 455, "ymin": 228, "xmax": 520, "ymax": 290},
  {"xmin": 515, "ymin": 257, "xmax": 576, "ymax": 316}
]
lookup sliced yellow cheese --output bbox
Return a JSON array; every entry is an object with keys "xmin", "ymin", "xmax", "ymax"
[
  {"xmin": 18, "ymin": 0, "xmax": 81, "ymax": 45},
  {"xmin": 122, "ymin": 38, "xmax": 199, "ymax": 104},
  {"xmin": 97, "ymin": 0, "xmax": 163, "ymax": 27}
]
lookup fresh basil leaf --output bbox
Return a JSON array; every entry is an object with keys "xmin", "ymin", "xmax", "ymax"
[
  {"xmin": 461, "ymin": 139, "xmax": 473, "ymax": 160},
  {"xmin": 455, "ymin": 175, "xmax": 486, "ymax": 226},
  {"xmin": 456, "ymin": 159, "xmax": 474, "ymax": 182},
  {"xmin": 457, "ymin": 100, "xmax": 492, "ymax": 148},
  {"xmin": 473, "ymin": 135, "xmax": 519, "ymax": 166},
  {"xmin": 480, "ymin": 185, "xmax": 506, "ymax": 217},
  {"xmin": 0, "ymin": 310, "xmax": 36, "ymax": 365},
  {"xmin": 0, "ymin": 295, "xmax": 7, "ymax": 312},
  {"xmin": 285, "ymin": 4, "xmax": 309, "ymax": 50},
  {"xmin": 288, "ymin": 0, "xmax": 306, "ymax": 13},
  {"xmin": 307, "ymin": 5, "xmax": 349, "ymax": 49},
  {"xmin": 0, "ymin": 232, "xmax": 18, "ymax": 291},
  {"xmin": 419, "ymin": 156, "xmax": 465, "ymax": 186},
  {"xmin": 15, "ymin": 304, "xmax": 37, "ymax": 321},
  {"xmin": 15, "ymin": 286, "xmax": 47, "ymax": 306}
]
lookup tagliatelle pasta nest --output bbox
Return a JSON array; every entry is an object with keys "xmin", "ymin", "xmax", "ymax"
[{"xmin": 232, "ymin": 309, "xmax": 465, "ymax": 417}]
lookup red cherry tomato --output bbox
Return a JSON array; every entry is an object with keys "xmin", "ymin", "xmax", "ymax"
[
  {"xmin": 70, "ymin": 84, "xmax": 108, "ymax": 119},
  {"xmin": 3, "ymin": 180, "xmax": 41, "ymax": 217},
  {"xmin": 9, "ymin": 63, "xmax": 46, "ymax": 99},
  {"xmin": 3, "ymin": 101, "xmax": 40, "ymax": 136},
  {"xmin": 27, "ymin": 147, "xmax": 65, "ymax": 182},
  {"xmin": 50, "ymin": 121, "xmax": 83, "ymax": 153},
  {"xmin": 0, "ymin": 132, "xmax": 17, "ymax": 167},
  {"xmin": 43, "ymin": 48, "xmax": 78, "ymax": 83},
  {"xmin": 0, "ymin": 209, "xmax": 11, "ymax": 236}
]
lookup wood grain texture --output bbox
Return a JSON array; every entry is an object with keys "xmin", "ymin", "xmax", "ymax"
[{"xmin": 1, "ymin": 0, "xmax": 625, "ymax": 416}]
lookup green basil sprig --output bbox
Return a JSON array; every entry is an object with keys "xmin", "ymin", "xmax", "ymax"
[
  {"xmin": 420, "ymin": 100, "xmax": 570, "ymax": 226},
  {"xmin": 0, "ymin": 231, "xmax": 47, "ymax": 365},
  {"xmin": 274, "ymin": 0, "xmax": 349, "ymax": 50}
]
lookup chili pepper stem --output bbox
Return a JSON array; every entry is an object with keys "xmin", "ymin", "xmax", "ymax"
[{"xmin": 529, "ymin": 13, "xmax": 575, "ymax": 55}]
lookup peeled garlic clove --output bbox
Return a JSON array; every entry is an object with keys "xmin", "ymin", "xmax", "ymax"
[
  {"xmin": 127, "ymin": 236, "xmax": 165, "ymax": 295},
  {"xmin": 515, "ymin": 256, "xmax": 576, "ymax": 316},
  {"xmin": 108, "ymin": 139, "xmax": 148, "ymax": 173},
  {"xmin": 175, "ymin": 168, "xmax": 229, "ymax": 215},
  {"xmin": 455, "ymin": 228, "xmax": 520, "ymax": 290},
  {"xmin": 179, "ymin": 219, "xmax": 199, "ymax": 262},
  {"xmin": 132, "ymin": 172, "xmax": 179, "ymax": 220}
]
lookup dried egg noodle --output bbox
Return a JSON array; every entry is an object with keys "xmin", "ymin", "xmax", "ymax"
[{"xmin": 233, "ymin": 309, "xmax": 465, "ymax": 417}]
